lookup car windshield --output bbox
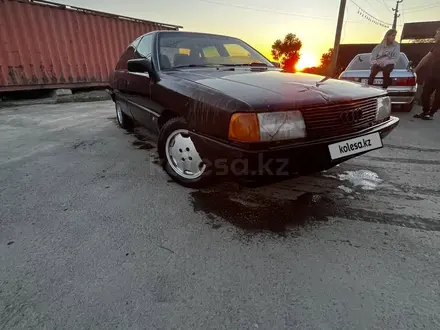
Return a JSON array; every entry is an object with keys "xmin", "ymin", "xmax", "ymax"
[
  {"xmin": 347, "ymin": 54, "xmax": 408, "ymax": 70},
  {"xmin": 158, "ymin": 32, "xmax": 273, "ymax": 70}
]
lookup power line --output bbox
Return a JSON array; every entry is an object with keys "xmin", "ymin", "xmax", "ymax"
[
  {"xmin": 349, "ymin": 0, "xmax": 391, "ymax": 27},
  {"xmin": 198, "ymin": 0, "xmax": 386, "ymax": 25},
  {"xmin": 403, "ymin": 4, "xmax": 440, "ymax": 14},
  {"xmin": 403, "ymin": 2, "xmax": 439, "ymax": 11},
  {"xmin": 380, "ymin": 0, "xmax": 392, "ymax": 13},
  {"xmin": 370, "ymin": 0, "xmax": 392, "ymax": 13},
  {"xmin": 364, "ymin": 0, "xmax": 378, "ymax": 14},
  {"xmin": 199, "ymin": 0, "xmax": 335, "ymax": 21}
]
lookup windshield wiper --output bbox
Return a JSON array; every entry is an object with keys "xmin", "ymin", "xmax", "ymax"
[
  {"xmin": 172, "ymin": 64, "xmax": 215, "ymax": 68},
  {"xmin": 220, "ymin": 62, "xmax": 268, "ymax": 67}
]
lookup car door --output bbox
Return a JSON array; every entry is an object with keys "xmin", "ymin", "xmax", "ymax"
[
  {"xmin": 111, "ymin": 37, "xmax": 141, "ymax": 119},
  {"xmin": 126, "ymin": 33, "xmax": 160, "ymax": 134}
]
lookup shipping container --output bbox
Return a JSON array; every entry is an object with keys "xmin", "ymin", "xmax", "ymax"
[{"xmin": 0, "ymin": 0, "xmax": 182, "ymax": 92}]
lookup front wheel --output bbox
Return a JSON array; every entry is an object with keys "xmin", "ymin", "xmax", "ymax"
[{"xmin": 158, "ymin": 117, "xmax": 213, "ymax": 188}]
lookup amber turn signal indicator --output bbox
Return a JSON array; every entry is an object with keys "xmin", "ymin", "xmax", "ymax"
[{"xmin": 228, "ymin": 113, "xmax": 260, "ymax": 142}]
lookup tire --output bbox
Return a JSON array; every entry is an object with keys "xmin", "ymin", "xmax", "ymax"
[
  {"xmin": 400, "ymin": 101, "xmax": 414, "ymax": 112},
  {"xmin": 115, "ymin": 101, "xmax": 133, "ymax": 131},
  {"xmin": 158, "ymin": 117, "xmax": 213, "ymax": 188}
]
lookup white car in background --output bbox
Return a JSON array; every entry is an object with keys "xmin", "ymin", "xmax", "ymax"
[{"xmin": 339, "ymin": 52, "xmax": 417, "ymax": 112}]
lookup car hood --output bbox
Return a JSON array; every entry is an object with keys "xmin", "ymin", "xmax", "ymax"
[{"xmin": 165, "ymin": 69, "xmax": 386, "ymax": 110}]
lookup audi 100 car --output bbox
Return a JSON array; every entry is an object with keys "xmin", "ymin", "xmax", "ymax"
[{"xmin": 108, "ymin": 31, "xmax": 399, "ymax": 188}]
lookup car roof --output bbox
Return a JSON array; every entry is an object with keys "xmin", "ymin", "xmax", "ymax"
[{"xmin": 142, "ymin": 30, "xmax": 239, "ymax": 40}]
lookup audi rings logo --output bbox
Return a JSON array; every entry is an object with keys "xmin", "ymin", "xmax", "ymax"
[{"xmin": 340, "ymin": 108, "xmax": 363, "ymax": 123}]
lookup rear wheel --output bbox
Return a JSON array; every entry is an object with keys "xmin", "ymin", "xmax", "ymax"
[
  {"xmin": 158, "ymin": 117, "xmax": 212, "ymax": 188},
  {"xmin": 115, "ymin": 101, "xmax": 133, "ymax": 130}
]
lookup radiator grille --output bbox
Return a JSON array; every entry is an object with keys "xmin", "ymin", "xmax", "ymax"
[{"xmin": 301, "ymin": 98, "xmax": 378, "ymax": 139}]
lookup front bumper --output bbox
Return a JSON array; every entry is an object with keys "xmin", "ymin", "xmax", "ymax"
[{"xmin": 190, "ymin": 116, "xmax": 400, "ymax": 177}]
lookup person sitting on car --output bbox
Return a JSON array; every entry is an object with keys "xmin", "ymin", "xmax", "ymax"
[
  {"xmin": 368, "ymin": 29, "xmax": 400, "ymax": 89},
  {"xmin": 413, "ymin": 28, "xmax": 440, "ymax": 120}
]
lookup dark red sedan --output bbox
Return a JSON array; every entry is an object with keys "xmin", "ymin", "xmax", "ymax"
[{"xmin": 108, "ymin": 31, "xmax": 399, "ymax": 188}]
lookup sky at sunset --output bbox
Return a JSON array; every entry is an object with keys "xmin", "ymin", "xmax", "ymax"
[{"xmin": 57, "ymin": 0, "xmax": 440, "ymax": 69}]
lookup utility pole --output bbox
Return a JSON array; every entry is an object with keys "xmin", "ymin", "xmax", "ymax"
[
  {"xmin": 329, "ymin": 0, "xmax": 347, "ymax": 77},
  {"xmin": 392, "ymin": 0, "xmax": 403, "ymax": 30}
]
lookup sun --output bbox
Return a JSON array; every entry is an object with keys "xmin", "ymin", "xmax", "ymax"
[{"xmin": 295, "ymin": 52, "xmax": 320, "ymax": 71}]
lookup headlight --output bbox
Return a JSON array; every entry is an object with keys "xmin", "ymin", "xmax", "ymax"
[
  {"xmin": 376, "ymin": 96, "xmax": 391, "ymax": 121},
  {"xmin": 228, "ymin": 110, "xmax": 307, "ymax": 142}
]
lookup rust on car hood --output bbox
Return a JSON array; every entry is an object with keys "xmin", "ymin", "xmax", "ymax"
[{"xmin": 164, "ymin": 69, "xmax": 386, "ymax": 111}]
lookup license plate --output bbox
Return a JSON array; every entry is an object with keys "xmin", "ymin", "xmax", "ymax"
[
  {"xmin": 361, "ymin": 78, "xmax": 383, "ymax": 85},
  {"xmin": 328, "ymin": 132, "xmax": 383, "ymax": 160}
]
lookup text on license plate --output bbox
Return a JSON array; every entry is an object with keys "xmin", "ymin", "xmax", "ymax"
[
  {"xmin": 328, "ymin": 132, "xmax": 383, "ymax": 160},
  {"xmin": 361, "ymin": 78, "xmax": 383, "ymax": 85}
]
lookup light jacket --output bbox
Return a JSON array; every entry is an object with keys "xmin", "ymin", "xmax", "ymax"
[{"xmin": 370, "ymin": 41, "xmax": 400, "ymax": 66}]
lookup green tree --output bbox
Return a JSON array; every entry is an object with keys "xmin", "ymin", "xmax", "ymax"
[
  {"xmin": 319, "ymin": 48, "xmax": 333, "ymax": 68},
  {"xmin": 271, "ymin": 33, "xmax": 302, "ymax": 72}
]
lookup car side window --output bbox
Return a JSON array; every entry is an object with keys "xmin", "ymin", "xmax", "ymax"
[
  {"xmin": 136, "ymin": 34, "xmax": 154, "ymax": 60},
  {"xmin": 116, "ymin": 46, "xmax": 135, "ymax": 70},
  {"xmin": 115, "ymin": 37, "xmax": 142, "ymax": 70},
  {"xmin": 131, "ymin": 37, "xmax": 142, "ymax": 49}
]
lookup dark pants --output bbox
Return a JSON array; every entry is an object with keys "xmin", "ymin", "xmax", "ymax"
[
  {"xmin": 368, "ymin": 64, "xmax": 394, "ymax": 88},
  {"xmin": 421, "ymin": 76, "xmax": 440, "ymax": 114}
]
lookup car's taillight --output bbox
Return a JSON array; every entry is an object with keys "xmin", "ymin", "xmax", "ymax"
[{"xmin": 393, "ymin": 77, "xmax": 416, "ymax": 86}]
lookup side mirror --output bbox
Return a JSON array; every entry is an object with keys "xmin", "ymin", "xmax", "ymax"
[
  {"xmin": 271, "ymin": 61, "xmax": 281, "ymax": 68},
  {"xmin": 127, "ymin": 58, "xmax": 160, "ymax": 81},
  {"xmin": 407, "ymin": 61, "xmax": 413, "ymax": 71}
]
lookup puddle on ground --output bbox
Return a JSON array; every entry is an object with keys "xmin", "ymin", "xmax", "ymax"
[
  {"xmin": 191, "ymin": 185, "xmax": 440, "ymax": 234},
  {"xmin": 338, "ymin": 185, "xmax": 353, "ymax": 194},
  {"xmin": 108, "ymin": 117, "xmax": 156, "ymax": 150},
  {"xmin": 190, "ymin": 189, "xmax": 346, "ymax": 233},
  {"xmin": 123, "ymin": 130, "xmax": 156, "ymax": 150},
  {"xmin": 132, "ymin": 139, "xmax": 155, "ymax": 150},
  {"xmin": 72, "ymin": 139, "xmax": 103, "ymax": 150},
  {"xmin": 189, "ymin": 161, "xmax": 440, "ymax": 234},
  {"xmin": 150, "ymin": 154, "xmax": 161, "ymax": 165},
  {"xmin": 337, "ymin": 170, "xmax": 383, "ymax": 191},
  {"xmin": 323, "ymin": 169, "xmax": 384, "ymax": 192}
]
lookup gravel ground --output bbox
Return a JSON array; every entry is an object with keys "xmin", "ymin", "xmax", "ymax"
[{"xmin": 1, "ymin": 101, "xmax": 439, "ymax": 330}]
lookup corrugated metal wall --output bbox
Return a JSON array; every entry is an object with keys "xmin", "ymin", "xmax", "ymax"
[{"xmin": 0, "ymin": 0, "xmax": 181, "ymax": 92}]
